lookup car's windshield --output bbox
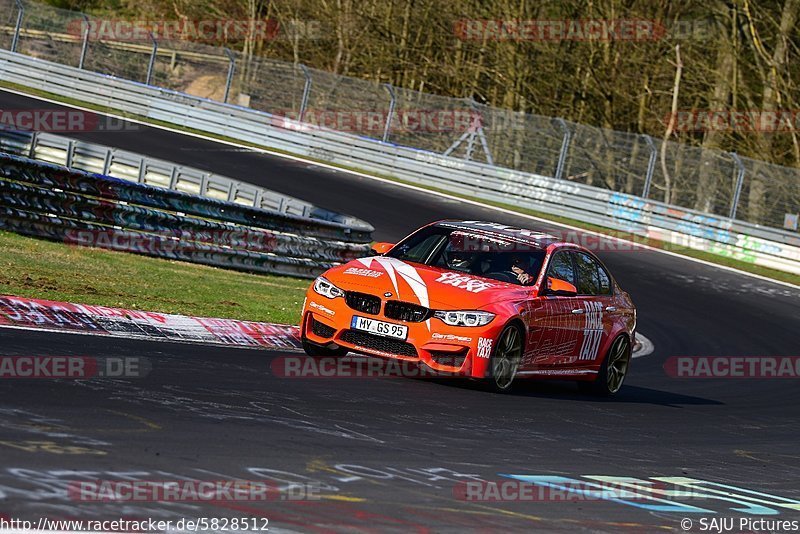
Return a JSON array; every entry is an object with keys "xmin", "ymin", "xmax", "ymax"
[{"xmin": 386, "ymin": 225, "xmax": 547, "ymax": 285}]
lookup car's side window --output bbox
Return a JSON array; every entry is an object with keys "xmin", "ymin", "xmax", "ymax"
[
  {"xmin": 546, "ymin": 251, "xmax": 576, "ymax": 287},
  {"xmin": 597, "ymin": 262, "xmax": 612, "ymax": 295},
  {"xmin": 574, "ymin": 252, "xmax": 613, "ymax": 296},
  {"xmin": 399, "ymin": 234, "xmax": 446, "ymax": 263},
  {"xmin": 574, "ymin": 252, "xmax": 601, "ymax": 296}
]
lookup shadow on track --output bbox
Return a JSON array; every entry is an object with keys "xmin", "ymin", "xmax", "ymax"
[{"xmin": 419, "ymin": 377, "xmax": 723, "ymax": 407}]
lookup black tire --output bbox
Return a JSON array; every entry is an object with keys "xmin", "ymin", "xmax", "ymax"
[
  {"xmin": 301, "ymin": 339, "xmax": 349, "ymax": 358},
  {"xmin": 578, "ymin": 335, "xmax": 631, "ymax": 396},
  {"xmin": 486, "ymin": 324, "xmax": 524, "ymax": 393}
]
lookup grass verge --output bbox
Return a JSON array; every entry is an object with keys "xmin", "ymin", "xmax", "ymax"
[
  {"xmin": 1, "ymin": 81, "xmax": 798, "ymax": 288},
  {"xmin": 0, "ymin": 230, "xmax": 308, "ymax": 324}
]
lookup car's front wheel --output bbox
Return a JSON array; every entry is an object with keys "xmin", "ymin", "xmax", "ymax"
[
  {"xmin": 579, "ymin": 335, "xmax": 631, "ymax": 396},
  {"xmin": 486, "ymin": 324, "xmax": 523, "ymax": 393}
]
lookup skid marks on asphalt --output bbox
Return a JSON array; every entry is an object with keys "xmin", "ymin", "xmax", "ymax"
[{"xmin": 65, "ymin": 380, "xmax": 386, "ymax": 444}]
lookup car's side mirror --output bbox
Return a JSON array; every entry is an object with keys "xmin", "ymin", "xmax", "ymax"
[
  {"xmin": 545, "ymin": 276, "xmax": 578, "ymax": 296},
  {"xmin": 370, "ymin": 242, "xmax": 395, "ymax": 255}
]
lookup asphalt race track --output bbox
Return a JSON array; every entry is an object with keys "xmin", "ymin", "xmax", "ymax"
[{"xmin": 1, "ymin": 89, "xmax": 800, "ymax": 532}]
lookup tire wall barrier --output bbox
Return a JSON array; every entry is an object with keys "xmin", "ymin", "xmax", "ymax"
[{"xmin": 0, "ymin": 153, "xmax": 374, "ymax": 278}]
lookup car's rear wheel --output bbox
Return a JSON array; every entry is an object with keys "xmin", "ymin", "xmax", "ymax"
[
  {"xmin": 579, "ymin": 335, "xmax": 631, "ymax": 396},
  {"xmin": 487, "ymin": 324, "xmax": 523, "ymax": 393},
  {"xmin": 301, "ymin": 339, "xmax": 349, "ymax": 358}
]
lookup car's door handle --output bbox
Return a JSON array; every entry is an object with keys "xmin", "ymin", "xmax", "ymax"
[
  {"xmin": 571, "ymin": 308, "xmax": 585, "ymax": 314},
  {"xmin": 605, "ymin": 306, "xmax": 617, "ymax": 312}
]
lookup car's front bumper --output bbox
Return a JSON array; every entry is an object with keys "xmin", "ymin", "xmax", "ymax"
[{"xmin": 301, "ymin": 295, "xmax": 503, "ymax": 378}]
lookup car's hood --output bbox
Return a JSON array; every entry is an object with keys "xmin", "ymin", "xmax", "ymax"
[{"xmin": 324, "ymin": 256, "xmax": 530, "ymax": 309}]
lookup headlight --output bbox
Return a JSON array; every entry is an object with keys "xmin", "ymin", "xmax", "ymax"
[
  {"xmin": 434, "ymin": 310, "xmax": 495, "ymax": 327},
  {"xmin": 313, "ymin": 276, "xmax": 344, "ymax": 299}
]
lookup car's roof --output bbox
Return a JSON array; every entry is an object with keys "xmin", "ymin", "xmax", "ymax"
[{"xmin": 435, "ymin": 220, "xmax": 564, "ymax": 248}]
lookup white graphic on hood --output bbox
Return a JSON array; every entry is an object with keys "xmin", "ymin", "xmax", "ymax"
[{"xmin": 356, "ymin": 257, "xmax": 430, "ymax": 309}]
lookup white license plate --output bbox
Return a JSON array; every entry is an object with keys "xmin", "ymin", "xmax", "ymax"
[{"xmin": 351, "ymin": 316, "xmax": 408, "ymax": 340}]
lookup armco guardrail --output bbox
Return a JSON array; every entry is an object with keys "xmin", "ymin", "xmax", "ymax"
[
  {"xmin": 0, "ymin": 50, "xmax": 798, "ymax": 276},
  {"xmin": 0, "ymin": 152, "xmax": 373, "ymax": 278},
  {"xmin": 0, "ymin": 129, "xmax": 372, "ymax": 232},
  {"xmin": 3, "ymin": 0, "xmax": 799, "ymax": 232}
]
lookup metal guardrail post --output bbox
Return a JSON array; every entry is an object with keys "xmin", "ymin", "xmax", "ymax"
[
  {"xmin": 10, "ymin": 0, "xmax": 24, "ymax": 53},
  {"xmin": 28, "ymin": 131, "xmax": 37, "ymax": 158},
  {"xmin": 138, "ymin": 158, "xmax": 146, "ymax": 183},
  {"xmin": 729, "ymin": 152, "xmax": 745, "ymax": 220},
  {"xmin": 78, "ymin": 14, "xmax": 90, "ymax": 70},
  {"xmin": 382, "ymin": 84, "xmax": 396, "ymax": 143},
  {"xmin": 554, "ymin": 118, "xmax": 571, "ymax": 181},
  {"xmin": 65, "ymin": 140, "xmax": 74, "ymax": 169},
  {"xmin": 298, "ymin": 64, "xmax": 311, "ymax": 122},
  {"xmin": 642, "ymin": 135, "xmax": 657, "ymax": 199},
  {"xmin": 102, "ymin": 148, "xmax": 112, "ymax": 175},
  {"xmin": 145, "ymin": 32, "xmax": 158, "ymax": 85},
  {"xmin": 223, "ymin": 48, "xmax": 235, "ymax": 104}
]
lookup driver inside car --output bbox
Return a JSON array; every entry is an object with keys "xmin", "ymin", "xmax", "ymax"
[
  {"xmin": 509, "ymin": 253, "xmax": 538, "ymax": 285},
  {"xmin": 443, "ymin": 249, "xmax": 478, "ymax": 272},
  {"xmin": 474, "ymin": 252, "xmax": 538, "ymax": 285}
]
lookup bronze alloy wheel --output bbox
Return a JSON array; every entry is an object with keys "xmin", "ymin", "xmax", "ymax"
[
  {"xmin": 605, "ymin": 335, "xmax": 631, "ymax": 394},
  {"xmin": 489, "ymin": 325, "xmax": 523, "ymax": 392},
  {"xmin": 579, "ymin": 335, "xmax": 631, "ymax": 396}
]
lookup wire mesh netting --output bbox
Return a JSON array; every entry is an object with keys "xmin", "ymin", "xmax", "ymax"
[
  {"xmin": 303, "ymin": 68, "xmax": 391, "ymax": 140},
  {"xmin": 0, "ymin": 0, "xmax": 17, "ymax": 51},
  {"xmin": 237, "ymin": 56, "xmax": 306, "ymax": 115},
  {"xmin": 388, "ymin": 88, "xmax": 475, "ymax": 156},
  {"xmin": 563, "ymin": 124, "xmax": 653, "ymax": 196},
  {"xmin": 739, "ymin": 156, "xmax": 800, "ymax": 228},
  {"xmin": 15, "ymin": 1, "xmax": 83, "ymax": 67},
  {"xmin": 83, "ymin": 40, "xmax": 151, "ymax": 82},
  {"xmin": 3, "ymin": 0, "xmax": 798, "ymax": 231},
  {"xmin": 645, "ymin": 140, "xmax": 740, "ymax": 218},
  {"xmin": 483, "ymin": 110, "xmax": 566, "ymax": 178},
  {"xmin": 150, "ymin": 40, "xmax": 231, "ymax": 100}
]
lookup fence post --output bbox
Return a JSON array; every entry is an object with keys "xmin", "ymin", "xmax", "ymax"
[
  {"xmin": 28, "ymin": 131, "xmax": 38, "ymax": 158},
  {"xmin": 554, "ymin": 118, "xmax": 571, "ymax": 181},
  {"xmin": 65, "ymin": 140, "xmax": 74, "ymax": 169},
  {"xmin": 145, "ymin": 32, "xmax": 158, "ymax": 85},
  {"xmin": 298, "ymin": 64, "xmax": 312, "ymax": 122},
  {"xmin": 78, "ymin": 14, "xmax": 90, "ymax": 70},
  {"xmin": 102, "ymin": 148, "xmax": 112, "ymax": 175},
  {"xmin": 137, "ymin": 158, "xmax": 147, "ymax": 183},
  {"xmin": 729, "ymin": 152, "xmax": 745, "ymax": 220},
  {"xmin": 222, "ymin": 48, "xmax": 236, "ymax": 104},
  {"xmin": 10, "ymin": 0, "xmax": 24, "ymax": 53},
  {"xmin": 642, "ymin": 135, "xmax": 657, "ymax": 198},
  {"xmin": 382, "ymin": 83, "xmax": 396, "ymax": 143}
]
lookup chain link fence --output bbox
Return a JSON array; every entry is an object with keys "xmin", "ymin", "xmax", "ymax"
[{"xmin": 2, "ymin": 0, "xmax": 798, "ymax": 232}]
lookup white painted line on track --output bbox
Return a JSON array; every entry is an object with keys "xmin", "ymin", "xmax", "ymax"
[{"xmin": 633, "ymin": 333, "xmax": 655, "ymax": 359}]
